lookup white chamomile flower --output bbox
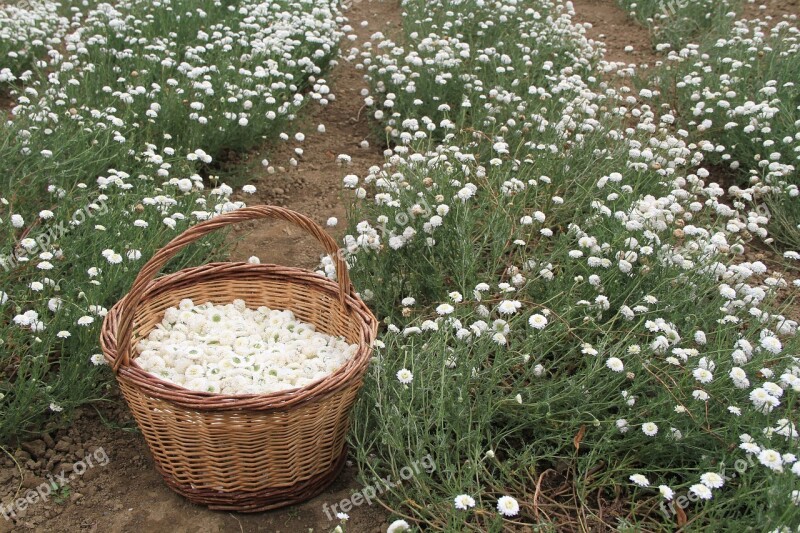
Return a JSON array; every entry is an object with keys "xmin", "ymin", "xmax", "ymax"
[
  {"xmin": 760, "ymin": 336, "xmax": 781, "ymax": 354},
  {"xmin": 528, "ymin": 314, "xmax": 548, "ymax": 329},
  {"xmin": 700, "ymin": 472, "xmax": 724, "ymax": 489},
  {"xmin": 496, "ymin": 495, "xmax": 519, "ymax": 517},
  {"xmin": 758, "ymin": 449, "xmax": 784, "ymax": 472},
  {"xmin": 454, "ymin": 494, "xmax": 476, "ymax": 510},
  {"xmin": 693, "ymin": 368, "xmax": 713, "ymax": 384},
  {"xmin": 436, "ymin": 303, "xmax": 454, "ymax": 315},
  {"xmin": 396, "ymin": 368, "xmax": 413, "ymax": 384},
  {"xmin": 497, "ymin": 300, "xmax": 521, "ymax": 314},
  {"xmin": 642, "ymin": 422, "xmax": 658, "ymax": 437},
  {"xmin": 386, "ymin": 519, "xmax": 410, "ymax": 533},
  {"xmin": 689, "ymin": 484, "xmax": 712, "ymax": 500}
]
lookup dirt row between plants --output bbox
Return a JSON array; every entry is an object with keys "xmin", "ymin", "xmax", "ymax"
[
  {"xmin": 572, "ymin": 0, "xmax": 656, "ymax": 65},
  {"xmin": 570, "ymin": 0, "xmax": 800, "ymax": 326},
  {"xmin": 225, "ymin": 10, "xmax": 394, "ymax": 268}
]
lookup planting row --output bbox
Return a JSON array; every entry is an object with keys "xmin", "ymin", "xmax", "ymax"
[
  {"xmin": 622, "ymin": 0, "xmax": 800, "ymax": 249},
  {"xmin": 338, "ymin": 0, "xmax": 799, "ymax": 529},
  {"xmin": 0, "ymin": 0, "xmax": 343, "ymax": 443}
]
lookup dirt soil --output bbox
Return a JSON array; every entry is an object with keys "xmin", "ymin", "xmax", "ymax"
[
  {"xmin": 0, "ymin": 401, "xmax": 387, "ymax": 533},
  {"xmin": 743, "ymin": 0, "xmax": 800, "ymax": 21},
  {"xmin": 571, "ymin": 0, "xmax": 657, "ymax": 66},
  {"xmin": 226, "ymin": 2, "xmax": 395, "ymax": 269}
]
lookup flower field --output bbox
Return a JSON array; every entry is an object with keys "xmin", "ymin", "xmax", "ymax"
[
  {"xmin": 0, "ymin": 0, "xmax": 342, "ymax": 442},
  {"xmin": 341, "ymin": 0, "xmax": 799, "ymax": 529},
  {"xmin": 1, "ymin": 0, "xmax": 799, "ymax": 530}
]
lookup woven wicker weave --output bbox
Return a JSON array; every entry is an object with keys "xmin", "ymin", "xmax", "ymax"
[{"xmin": 100, "ymin": 206, "xmax": 378, "ymax": 512}]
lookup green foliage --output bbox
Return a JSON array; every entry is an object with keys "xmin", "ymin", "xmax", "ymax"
[
  {"xmin": 342, "ymin": 0, "xmax": 800, "ymax": 529},
  {"xmin": 0, "ymin": 0, "xmax": 342, "ymax": 443}
]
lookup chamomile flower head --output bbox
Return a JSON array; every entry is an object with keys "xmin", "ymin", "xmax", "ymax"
[
  {"xmin": 700, "ymin": 472, "xmax": 724, "ymax": 489},
  {"xmin": 659, "ymin": 485, "xmax": 675, "ymax": 500},
  {"xmin": 454, "ymin": 494, "xmax": 476, "ymax": 510},
  {"xmin": 386, "ymin": 520, "xmax": 410, "ymax": 533},
  {"xmin": 689, "ymin": 484, "xmax": 713, "ymax": 500},
  {"xmin": 497, "ymin": 300, "xmax": 521, "ymax": 314},
  {"xmin": 396, "ymin": 368, "xmax": 413, "ymax": 384},
  {"xmin": 436, "ymin": 303, "xmax": 455, "ymax": 315},
  {"xmin": 758, "ymin": 449, "xmax": 784, "ymax": 472},
  {"xmin": 528, "ymin": 314, "xmax": 548, "ymax": 329},
  {"xmin": 642, "ymin": 422, "xmax": 659, "ymax": 437},
  {"xmin": 496, "ymin": 495, "xmax": 519, "ymax": 517}
]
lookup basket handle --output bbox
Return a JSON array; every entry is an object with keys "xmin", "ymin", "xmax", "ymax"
[{"xmin": 113, "ymin": 205, "xmax": 351, "ymax": 373}]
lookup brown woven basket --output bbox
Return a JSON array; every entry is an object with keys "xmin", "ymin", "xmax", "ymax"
[{"xmin": 100, "ymin": 206, "xmax": 378, "ymax": 512}]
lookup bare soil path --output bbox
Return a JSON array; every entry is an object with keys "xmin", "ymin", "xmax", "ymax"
[
  {"xmin": 227, "ymin": 0, "xmax": 399, "ymax": 269},
  {"xmin": 743, "ymin": 0, "xmax": 800, "ymax": 20},
  {"xmin": 571, "ymin": 0, "xmax": 656, "ymax": 66}
]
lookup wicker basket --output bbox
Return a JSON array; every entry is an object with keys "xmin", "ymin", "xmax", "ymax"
[{"xmin": 100, "ymin": 206, "xmax": 378, "ymax": 512}]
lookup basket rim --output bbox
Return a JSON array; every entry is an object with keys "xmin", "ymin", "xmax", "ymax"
[{"xmin": 100, "ymin": 261, "xmax": 378, "ymax": 412}]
